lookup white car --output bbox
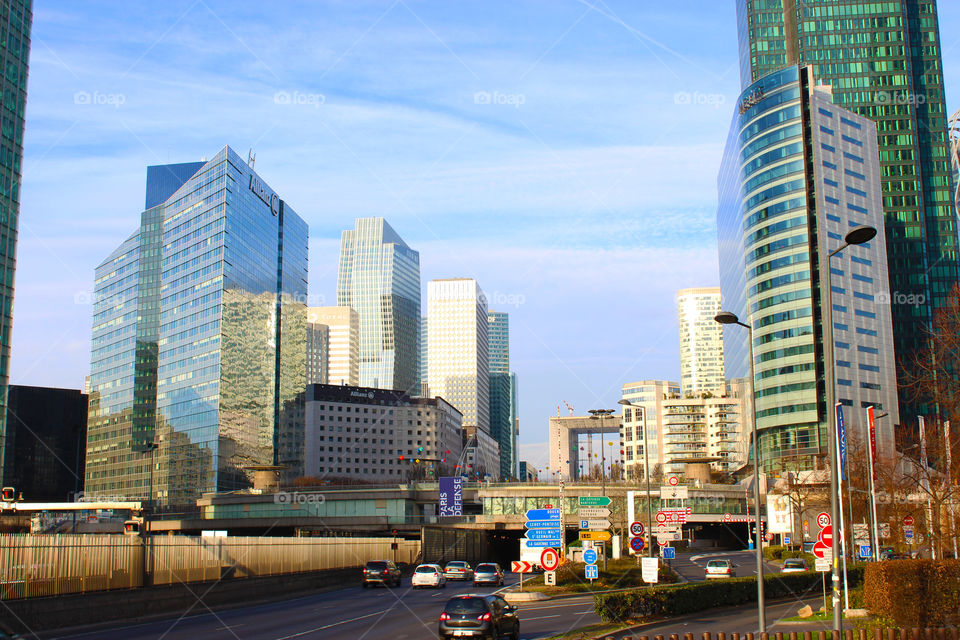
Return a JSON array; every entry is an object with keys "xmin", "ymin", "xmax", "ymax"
[{"xmin": 412, "ymin": 563, "xmax": 447, "ymax": 589}]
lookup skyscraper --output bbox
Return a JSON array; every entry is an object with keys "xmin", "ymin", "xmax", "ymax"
[
  {"xmin": 717, "ymin": 67, "xmax": 899, "ymax": 473},
  {"xmin": 337, "ymin": 218, "xmax": 420, "ymax": 394},
  {"xmin": 86, "ymin": 146, "xmax": 308, "ymax": 503},
  {"xmin": 306, "ymin": 321, "xmax": 329, "ymax": 386},
  {"xmin": 487, "ymin": 310, "xmax": 515, "ymax": 479},
  {"xmin": 0, "ymin": 0, "xmax": 31, "ymax": 485},
  {"xmin": 427, "ymin": 279, "xmax": 489, "ymax": 433},
  {"xmin": 308, "ymin": 306, "xmax": 359, "ymax": 386},
  {"xmin": 736, "ymin": 0, "xmax": 959, "ymax": 422},
  {"xmin": 676, "ymin": 287, "xmax": 725, "ymax": 395}
]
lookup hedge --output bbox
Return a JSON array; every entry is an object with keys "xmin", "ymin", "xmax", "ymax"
[
  {"xmin": 594, "ymin": 566, "xmax": 864, "ymax": 623},
  {"xmin": 864, "ymin": 560, "xmax": 960, "ymax": 627}
]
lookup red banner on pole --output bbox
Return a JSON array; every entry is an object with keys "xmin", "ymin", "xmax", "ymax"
[{"xmin": 867, "ymin": 406, "xmax": 877, "ymax": 469}]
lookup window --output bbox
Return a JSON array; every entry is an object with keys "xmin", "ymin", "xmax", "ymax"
[{"xmin": 841, "ymin": 134, "xmax": 863, "ymax": 147}]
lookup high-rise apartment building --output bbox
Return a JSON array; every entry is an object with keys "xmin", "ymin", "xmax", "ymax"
[
  {"xmin": 620, "ymin": 380, "xmax": 679, "ymax": 480},
  {"xmin": 677, "ymin": 287, "xmax": 725, "ymax": 395},
  {"xmin": 337, "ymin": 218, "xmax": 420, "ymax": 394},
  {"xmin": 736, "ymin": 0, "xmax": 959, "ymax": 422},
  {"xmin": 717, "ymin": 67, "xmax": 899, "ymax": 473},
  {"xmin": 85, "ymin": 147, "xmax": 308, "ymax": 503},
  {"xmin": 0, "ymin": 1, "xmax": 31, "ymax": 484},
  {"xmin": 487, "ymin": 310, "xmax": 515, "ymax": 479},
  {"xmin": 306, "ymin": 321, "xmax": 329, "ymax": 386},
  {"xmin": 427, "ymin": 279, "xmax": 490, "ymax": 433},
  {"xmin": 308, "ymin": 306, "xmax": 359, "ymax": 386}
]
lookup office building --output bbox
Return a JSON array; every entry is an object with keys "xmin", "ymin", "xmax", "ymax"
[
  {"xmin": 488, "ymin": 310, "xmax": 516, "ymax": 479},
  {"xmin": 462, "ymin": 425, "xmax": 500, "ymax": 480},
  {"xmin": 308, "ymin": 306, "xmax": 359, "ymax": 386},
  {"xmin": 677, "ymin": 287, "xmax": 725, "ymax": 395},
  {"xmin": 419, "ymin": 315, "xmax": 428, "ymax": 395},
  {"xmin": 303, "ymin": 384, "xmax": 462, "ymax": 482},
  {"xmin": 85, "ymin": 146, "xmax": 308, "ymax": 503},
  {"xmin": 3, "ymin": 385, "xmax": 87, "ymax": 502},
  {"xmin": 306, "ymin": 321, "xmax": 329, "ymax": 386},
  {"xmin": 519, "ymin": 461, "xmax": 538, "ymax": 483},
  {"xmin": 336, "ymin": 218, "xmax": 420, "ymax": 393},
  {"xmin": 736, "ymin": 0, "xmax": 959, "ymax": 422},
  {"xmin": 0, "ymin": 1, "xmax": 31, "ymax": 484},
  {"xmin": 619, "ymin": 380, "xmax": 679, "ymax": 480},
  {"xmin": 426, "ymin": 279, "xmax": 489, "ymax": 433},
  {"xmin": 717, "ymin": 66, "xmax": 899, "ymax": 473}
]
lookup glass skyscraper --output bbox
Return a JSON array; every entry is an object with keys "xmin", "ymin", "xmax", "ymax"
[
  {"xmin": 86, "ymin": 146, "xmax": 308, "ymax": 503},
  {"xmin": 336, "ymin": 218, "xmax": 420, "ymax": 394},
  {"xmin": 0, "ymin": 0, "xmax": 30, "ymax": 485},
  {"xmin": 488, "ymin": 310, "xmax": 515, "ymax": 479},
  {"xmin": 736, "ymin": 0, "xmax": 958, "ymax": 422},
  {"xmin": 718, "ymin": 66, "xmax": 899, "ymax": 473}
]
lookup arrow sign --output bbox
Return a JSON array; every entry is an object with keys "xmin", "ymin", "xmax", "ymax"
[
  {"xmin": 579, "ymin": 496, "xmax": 612, "ymax": 507},
  {"xmin": 511, "ymin": 561, "xmax": 533, "ymax": 573},
  {"xmin": 578, "ymin": 508, "xmax": 611, "ymax": 519},
  {"xmin": 526, "ymin": 529, "xmax": 563, "ymax": 541},
  {"xmin": 526, "ymin": 508, "xmax": 561, "ymax": 521},
  {"xmin": 580, "ymin": 531, "xmax": 612, "ymax": 542},
  {"xmin": 580, "ymin": 519, "xmax": 612, "ymax": 530},
  {"xmin": 525, "ymin": 520, "xmax": 563, "ymax": 529}
]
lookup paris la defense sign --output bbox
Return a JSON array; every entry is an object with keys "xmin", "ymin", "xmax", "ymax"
[{"xmin": 439, "ymin": 477, "xmax": 463, "ymax": 517}]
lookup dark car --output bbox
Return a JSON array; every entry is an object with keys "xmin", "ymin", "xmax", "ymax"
[
  {"xmin": 473, "ymin": 563, "xmax": 504, "ymax": 587},
  {"xmin": 439, "ymin": 594, "xmax": 519, "ymax": 640},
  {"xmin": 363, "ymin": 560, "xmax": 402, "ymax": 588}
]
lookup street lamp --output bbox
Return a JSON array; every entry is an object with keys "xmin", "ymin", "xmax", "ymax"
[
  {"xmin": 589, "ymin": 408, "xmax": 614, "ymax": 570},
  {"xmin": 138, "ymin": 440, "xmax": 159, "ymax": 587},
  {"xmin": 823, "ymin": 224, "xmax": 876, "ymax": 633},
  {"xmin": 714, "ymin": 310, "xmax": 765, "ymax": 633},
  {"xmin": 869, "ymin": 411, "xmax": 889, "ymax": 561},
  {"xmin": 618, "ymin": 399, "xmax": 655, "ymax": 559}
]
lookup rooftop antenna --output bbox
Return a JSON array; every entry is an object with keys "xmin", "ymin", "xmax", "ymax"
[{"xmin": 247, "ymin": 148, "xmax": 256, "ymax": 170}]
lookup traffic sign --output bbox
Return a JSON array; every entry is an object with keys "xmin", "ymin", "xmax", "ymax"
[
  {"xmin": 544, "ymin": 570, "xmax": 556, "ymax": 586},
  {"xmin": 578, "ymin": 507, "xmax": 611, "ymax": 519},
  {"xmin": 541, "ymin": 548, "xmax": 561, "ymax": 572},
  {"xmin": 815, "ymin": 557, "xmax": 830, "ymax": 572},
  {"xmin": 511, "ymin": 561, "xmax": 534, "ymax": 573},
  {"xmin": 784, "ymin": 535, "xmax": 791, "ymax": 545},
  {"xmin": 817, "ymin": 512, "xmax": 831, "ymax": 528},
  {"xmin": 819, "ymin": 525, "xmax": 833, "ymax": 547},
  {"xmin": 765, "ymin": 532, "xmax": 774, "ymax": 542},
  {"xmin": 579, "ymin": 496, "xmax": 612, "ymax": 507},
  {"xmin": 658, "ymin": 537, "xmax": 670, "ymax": 547},
  {"xmin": 880, "ymin": 522, "xmax": 891, "ymax": 539},
  {"xmin": 583, "ymin": 548, "xmax": 598, "ymax": 565},
  {"xmin": 905, "ymin": 526, "xmax": 914, "ymax": 540},
  {"xmin": 859, "ymin": 545, "xmax": 871, "ymax": 559},
  {"xmin": 580, "ymin": 519, "xmax": 612, "ymax": 530},
  {"xmin": 629, "ymin": 521, "xmax": 644, "ymax": 537},
  {"xmin": 662, "ymin": 546, "xmax": 676, "ymax": 560},
  {"xmin": 585, "ymin": 564, "xmax": 598, "ymax": 580},
  {"xmin": 580, "ymin": 530, "xmax": 612, "ymax": 542},
  {"xmin": 903, "ymin": 515, "xmax": 915, "ymax": 527},
  {"xmin": 526, "ymin": 528, "xmax": 563, "ymax": 540},
  {"xmin": 526, "ymin": 508, "xmax": 561, "ymax": 521},
  {"xmin": 525, "ymin": 520, "xmax": 563, "ymax": 529},
  {"xmin": 641, "ymin": 557, "xmax": 659, "ymax": 583},
  {"xmin": 525, "ymin": 539, "xmax": 563, "ymax": 548},
  {"xmin": 660, "ymin": 485, "xmax": 689, "ymax": 500},
  {"xmin": 629, "ymin": 536, "xmax": 644, "ymax": 553},
  {"xmin": 722, "ymin": 513, "xmax": 732, "ymax": 523},
  {"xmin": 813, "ymin": 542, "xmax": 828, "ymax": 559},
  {"xmin": 668, "ymin": 476, "xmax": 679, "ymax": 486}
]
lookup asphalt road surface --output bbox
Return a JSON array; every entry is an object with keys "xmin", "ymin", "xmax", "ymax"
[
  {"xmin": 674, "ymin": 549, "xmax": 783, "ymax": 582},
  {"xmin": 41, "ymin": 575, "xmax": 601, "ymax": 640}
]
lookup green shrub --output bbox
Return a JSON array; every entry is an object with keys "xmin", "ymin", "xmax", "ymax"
[{"xmin": 864, "ymin": 560, "xmax": 960, "ymax": 627}]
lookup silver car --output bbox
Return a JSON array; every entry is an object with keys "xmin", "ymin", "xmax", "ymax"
[{"xmin": 473, "ymin": 562, "xmax": 504, "ymax": 587}]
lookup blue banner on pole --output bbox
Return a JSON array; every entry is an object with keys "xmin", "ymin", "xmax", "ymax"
[
  {"xmin": 439, "ymin": 476, "xmax": 463, "ymax": 517},
  {"xmin": 836, "ymin": 403, "xmax": 847, "ymax": 481}
]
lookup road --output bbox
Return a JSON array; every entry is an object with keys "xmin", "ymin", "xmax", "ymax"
[
  {"xmin": 672, "ymin": 549, "xmax": 782, "ymax": 582},
  {"xmin": 42, "ymin": 575, "xmax": 601, "ymax": 640}
]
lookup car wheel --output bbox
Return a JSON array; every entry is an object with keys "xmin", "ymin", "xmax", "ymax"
[{"xmin": 510, "ymin": 625, "xmax": 520, "ymax": 640}]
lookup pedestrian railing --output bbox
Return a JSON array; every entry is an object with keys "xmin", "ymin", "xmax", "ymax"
[{"xmin": 606, "ymin": 630, "xmax": 960, "ymax": 640}]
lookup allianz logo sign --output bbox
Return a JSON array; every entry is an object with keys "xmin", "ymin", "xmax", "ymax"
[{"xmin": 249, "ymin": 174, "xmax": 280, "ymax": 216}]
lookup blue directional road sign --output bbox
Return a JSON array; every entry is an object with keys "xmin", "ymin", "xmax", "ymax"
[
  {"xmin": 583, "ymin": 548, "xmax": 598, "ymax": 565},
  {"xmin": 784, "ymin": 535, "xmax": 791, "ymax": 545},
  {"xmin": 859, "ymin": 545, "xmax": 871, "ymax": 559},
  {"xmin": 526, "ymin": 508, "xmax": 561, "ymax": 521},
  {"xmin": 662, "ymin": 547, "xmax": 676, "ymax": 560},
  {"xmin": 585, "ymin": 564, "xmax": 598, "ymax": 580},
  {"xmin": 629, "ymin": 537, "xmax": 644, "ymax": 553},
  {"xmin": 526, "ymin": 529, "xmax": 563, "ymax": 541},
  {"xmin": 525, "ymin": 539, "xmax": 562, "ymax": 548},
  {"xmin": 525, "ymin": 520, "xmax": 562, "ymax": 529}
]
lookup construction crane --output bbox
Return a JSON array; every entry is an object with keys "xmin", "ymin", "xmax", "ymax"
[{"xmin": 563, "ymin": 401, "xmax": 574, "ymax": 416}]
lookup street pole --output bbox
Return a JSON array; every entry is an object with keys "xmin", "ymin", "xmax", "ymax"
[
  {"xmin": 589, "ymin": 409, "xmax": 614, "ymax": 570},
  {"xmin": 714, "ymin": 311, "xmax": 765, "ymax": 633},
  {"xmin": 867, "ymin": 409, "xmax": 884, "ymax": 562},
  {"xmin": 619, "ymin": 400, "xmax": 656, "ymax": 559}
]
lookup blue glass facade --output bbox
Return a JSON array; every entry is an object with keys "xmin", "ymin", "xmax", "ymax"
[{"xmin": 86, "ymin": 147, "xmax": 307, "ymax": 503}]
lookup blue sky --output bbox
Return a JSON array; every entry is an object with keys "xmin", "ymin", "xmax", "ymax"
[{"xmin": 13, "ymin": 1, "xmax": 960, "ymax": 472}]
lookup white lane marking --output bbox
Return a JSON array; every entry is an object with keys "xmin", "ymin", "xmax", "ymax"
[
  {"xmin": 216, "ymin": 624, "xmax": 245, "ymax": 631},
  {"xmin": 524, "ymin": 614, "xmax": 562, "ymax": 621},
  {"xmin": 273, "ymin": 609, "xmax": 388, "ymax": 639}
]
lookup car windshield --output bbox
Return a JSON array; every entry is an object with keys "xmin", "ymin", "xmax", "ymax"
[
  {"xmin": 416, "ymin": 566, "xmax": 437, "ymax": 573},
  {"xmin": 784, "ymin": 560, "xmax": 804, "ymax": 567},
  {"xmin": 707, "ymin": 560, "xmax": 729, "ymax": 568},
  {"xmin": 366, "ymin": 562, "xmax": 388, "ymax": 570},
  {"xmin": 445, "ymin": 597, "xmax": 488, "ymax": 614},
  {"xmin": 447, "ymin": 562, "xmax": 468, "ymax": 569},
  {"xmin": 476, "ymin": 564, "xmax": 497, "ymax": 572}
]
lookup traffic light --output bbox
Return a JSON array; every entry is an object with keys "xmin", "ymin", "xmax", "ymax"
[
  {"xmin": 123, "ymin": 520, "xmax": 141, "ymax": 535},
  {"xmin": 1, "ymin": 487, "xmax": 14, "ymax": 502}
]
